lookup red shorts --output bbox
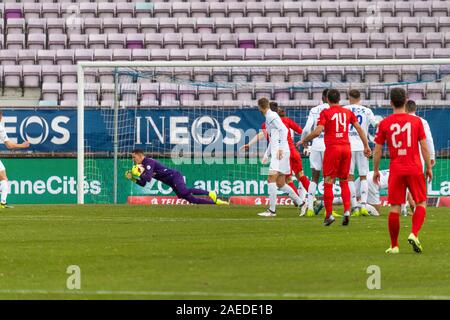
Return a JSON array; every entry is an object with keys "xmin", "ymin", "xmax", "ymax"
[
  {"xmin": 323, "ymin": 145, "xmax": 351, "ymax": 179},
  {"xmin": 289, "ymin": 149, "xmax": 303, "ymax": 175},
  {"xmin": 388, "ymin": 173, "xmax": 427, "ymax": 205}
]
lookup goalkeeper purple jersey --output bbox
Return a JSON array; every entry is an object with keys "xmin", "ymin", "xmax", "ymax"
[{"xmin": 136, "ymin": 157, "xmax": 178, "ymax": 186}]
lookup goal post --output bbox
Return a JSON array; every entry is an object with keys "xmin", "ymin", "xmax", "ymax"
[{"xmin": 76, "ymin": 59, "xmax": 450, "ymax": 205}]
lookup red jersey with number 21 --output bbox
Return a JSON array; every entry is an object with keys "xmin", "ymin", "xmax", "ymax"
[
  {"xmin": 317, "ymin": 105, "xmax": 358, "ymax": 147},
  {"xmin": 374, "ymin": 113, "xmax": 426, "ymax": 175}
]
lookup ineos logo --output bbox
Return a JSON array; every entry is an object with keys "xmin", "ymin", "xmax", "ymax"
[{"xmin": 19, "ymin": 116, "xmax": 50, "ymax": 145}]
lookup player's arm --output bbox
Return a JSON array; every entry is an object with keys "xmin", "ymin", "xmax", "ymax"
[
  {"xmin": 423, "ymin": 121, "xmax": 436, "ymax": 166},
  {"xmin": 372, "ymin": 143, "xmax": 383, "ymax": 185},
  {"xmin": 352, "ymin": 121, "xmax": 371, "ymax": 157},
  {"xmin": 286, "ymin": 118, "xmax": 303, "ymax": 135},
  {"xmin": 240, "ymin": 131, "xmax": 264, "ymax": 151},
  {"xmin": 301, "ymin": 125, "xmax": 323, "ymax": 146},
  {"xmin": 298, "ymin": 113, "xmax": 314, "ymax": 146},
  {"xmin": 270, "ymin": 118, "xmax": 285, "ymax": 160},
  {"xmin": 419, "ymin": 138, "xmax": 433, "ymax": 182},
  {"xmin": 4, "ymin": 140, "xmax": 30, "ymax": 149}
]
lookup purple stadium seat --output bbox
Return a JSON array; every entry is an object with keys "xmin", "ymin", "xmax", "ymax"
[
  {"xmin": 210, "ymin": 2, "xmax": 227, "ymax": 18},
  {"xmin": 122, "ymin": 18, "xmax": 140, "ymax": 34},
  {"xmin": 164, "ymin": 33, "xmax": 181, "ymax": 49},
  {"xmin": 182, "ymin": 33, "xmax": 200, "ymax": 49},
  {"xmin": 215, "ymin": 18, "xmax": 232, "ymax": 34},
  {"xmin": 131, "ymin": 49, "xmax": 149, "ymax": 61},
  {"xmin": 98, "ymin": 2, "xmax": 115, "ymax": 18},
  {"xmin": 228, "ymin": 2, "xmax": 245, "ymax": 18},
  {"xmin": 196, "ymin": 17, "xmax": 213, "ymax": 33},
  {"xmin": 23, "ymin": 65, "xmax": 41, "ymax": 88},
  {"xmin": 6, "ymin": 18, "xmax": 25, "ymax": 34},
  {"xmin": 24, "ymin": 3, "xmax": 41, "ymax": 19},
  {"xmin": 89, "ymin": 34, "xmax": 107, "ymax": 49},
  {"xmin": 5, "ymin": 3, "xmax": 23, "ymax": 20},
  {"xmin": 178, "ymin": 17, "xmax": 196, "ymax": 33},
  {"xmin": 283, "ymin": 2, "xmax": 300, "ymax": 18},
  {"xmin": 255, "ymin": 33, "xmax": 273, "ymax": 49},
  {"xmin": 191, "ymin": 2, "xmax": 208, "ymax": 18},
  {"xmin": 6, "ymin": 34, "xmax": 25, "ymax": 50},
  {"xmin": 188, "ymin": 48, "xmax": 207, "ymax": 61},
  {"xmin": 103, "ymin": 18, "xmax": 122, "ymax": 34},
  {"xmin": 201, "ymin": 33, "xmax": 219, "ymax": 49},
  {"xmin": 145, "ymin": 33, "xmax": 163, "ymax": 49},
  {"xmin": 126, "ymin": 34, "xmax": 144, "ymax": 49},
  {"xmin": 153, "ymin": 3, "xmax": 171, "ymax": 18},
  {"xmin": 113, "ymin": 49, "xmax": 131, "ymax": 61},
  {"xmin": 4, "ymin": 65, "xmax": 22, "ymax": 87},
  {"xmin": 42, "ymin": 82, "xmax": 60, "ymax": 102},
  {"xmin": 49, "ymin": 34, "xmax": 67, "ymax": 50},
  {"xmin": 68, "ymin": 34, "xmax": 87, "ymax": 49},
  {"xmin": 219, "ymin": 33, "xmax": 236, "ymax": 49},
  {"xmin": 237, "ymin": 33, "xmax": 256, "ymax": 49},
  {"xmin": 28, "ymin": 33, "xmax": 47, "ymax": 50},
  {"xmin": 264, "ymin": 48, "xmax": 283, "ymax": 60},
  {"xmin": 37, "ymin": 49, "xmax": 55, "ymax": 65}
]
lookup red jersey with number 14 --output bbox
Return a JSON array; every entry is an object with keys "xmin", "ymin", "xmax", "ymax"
[
  {"xmin": 374, "ymin": 113, "xmax": 426, "ymax": 175},
  {"xmin": 317, "ymin": 105, "xmax": 357, "ymax": 147}
]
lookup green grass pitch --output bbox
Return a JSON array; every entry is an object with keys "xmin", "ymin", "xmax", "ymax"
[{"xmin": 0, "ymin": 204, "xmax": 449, "ymax": 300}]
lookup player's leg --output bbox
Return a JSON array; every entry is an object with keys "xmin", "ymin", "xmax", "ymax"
[
  {"xmin": 306, "ymin": 151, "xmax": 322, "ymax": 216},
  {"xmin": 348, "ymin": 152, "xmax": 360, "ymax": 214},
  {"xmin": 276, "ymin": 152, "xmax": 302, "ymax": 208},
  {"xmin": 366, "ymin": 184, "xmax": 382, "ymax": 216},
  {"xmin": 322, "ymin": 149, "xmax": 338, "ymax": 225},
  {"xmin": 285, "ymin": 174, "xmax": 299, "ymax": 196},
  {"xmin": 357, "ymin": 152, "xmax": 370, "ymax": 216},
  {"xmin": 0, "ymin": 162, "xmax": 10, "ymax": 208},
  {"xmin": 259, "ymin": 171, "xmax": 279, "ymax": 216},
  {"xmin": 386, "ymin": 174, "xmax": 407, "ymax": 253},
  {"xmin": 338, "ymin": 147, "xmax": 352, "ymax": 225},
  {"xmin": 407, "ymin": 174, "xmax": 427, "ymax": 253},
  {"xmin": 171, "ymin": 174, "xmax": 216, "ymax": 205}
]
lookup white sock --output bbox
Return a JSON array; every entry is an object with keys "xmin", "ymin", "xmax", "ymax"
[
  {"xmin": 307, "ymin": 181, "xmax": 317, "ymax": 210},
  {"xmin": 268, "ymin": 182, "xmax": 278, "ymax": 212},
  {"xmin": 298, "ymin": 186, "xmax": 306, "ymax": 203},
  {"xmin": 280, "ymin": 183, "xmax": 301, "ymax": 206},
  {"xmin": 360, "ymin": 179, "xmax": 368, "ymax": 206},
  {"xmin": 0, "ymin": 180, "xmax": 8, "ymax": 204},
  {"xmin": 348, "ymin": 180, "xmax": 358, "ymax": 209}
]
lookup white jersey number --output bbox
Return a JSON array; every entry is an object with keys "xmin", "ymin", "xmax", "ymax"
[
  {"xmin": 331, "ymin": 113, "xmax": 347, "ymax": 133},
  {"xmin": 390, "ymin": 122, "xmax": 411, "ymax": 148}
]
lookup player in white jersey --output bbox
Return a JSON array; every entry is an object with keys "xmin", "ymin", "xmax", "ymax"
[
  {"xmin": 0, "ymin": 111, "xmax": 30, "ymax": 208},
  {"xmin": 402, "ymin": 100, "xmax": 436, "ymax": 215},
  {"xmin": 344, "ymin": 89, "xmax": 379, "ymax": 217},
  {"xmin": 256, "ymin": 98, "xmax": 302, "ymax": 217},
  {"xmin": 298, "ymin": 89, "xmax": 329, "ymax": 217},
  {"xmin": 333, "ymin": 169, "xmax": 390, "ymax": 217}
]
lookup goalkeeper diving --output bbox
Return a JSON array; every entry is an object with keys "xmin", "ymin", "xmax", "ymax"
[{"xmin": 125, "ymin": 149, "xmax": 228, "ymax": 205}]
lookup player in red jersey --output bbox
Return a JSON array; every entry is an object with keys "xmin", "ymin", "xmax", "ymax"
[
  {"xmin": 373, "ymin": 88, "xmax": 432, "ymax": 254},
  {"xmin": 300, "ymin": 89, "xmax": 371, "ymax": 226},
  {"xmin": 241, "ymin": 102, "xmax": 310, "ymax": 204}
]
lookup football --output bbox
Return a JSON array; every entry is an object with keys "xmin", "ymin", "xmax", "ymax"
[{"xmin": 131, "ymin": 164, "xmax": 144, "ymax": 177}]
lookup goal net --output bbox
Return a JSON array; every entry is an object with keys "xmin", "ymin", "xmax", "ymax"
[{"xmin": 77, "ymin": 60, "xmax": 450, "ymax": 206}]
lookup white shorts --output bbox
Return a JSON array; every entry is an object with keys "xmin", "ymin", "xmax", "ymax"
[
  {"xmin": 269, "ymin": 149, "xmax": 291, "ymax": 175},
  {"xmin": 0, "ymin": 160, "xmax": 5, "ymax": 172},
  {"xmin": 355, "ymin": 178, "xmax": 381, "ymax": 205},
  {"xmin": 349, "ymin": 151, "xmax": 369, "ymax": 176},
  {"xmin": 310, "ymin": 150, "xmax": 324, "ymax": 171}
]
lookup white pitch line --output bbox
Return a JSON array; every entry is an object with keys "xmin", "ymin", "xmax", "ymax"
[{"xmin": 0, "ymin": 289, "xmax": 448, "ymax": 300}]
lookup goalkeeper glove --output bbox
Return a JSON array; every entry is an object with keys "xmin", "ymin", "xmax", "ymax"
[{"xmin": 125, "ymin": 170, "xmax": 137, "ymax": 183}]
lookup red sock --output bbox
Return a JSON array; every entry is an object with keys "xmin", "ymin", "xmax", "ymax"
[
  {"xmin": 323, "ymin": 182, "xmax": 334, "ymax": 219},
  {"xmin": 288, "ymin": 181, "xmax": 299, "ymax": 196},
  {"xmin": 339, "ymin": 180, "xmax": 351, "ymax": 213},
  {"xmin": 299, "ymin": 175, "xmax": 310, "ymax": 191},
  {"xmin": 388, "ymin": 212, "xmax": 400, "ymax": 248},
  {"xmin": 412, "ymin": 205, "xmax": 426, "ymax": 237}
]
